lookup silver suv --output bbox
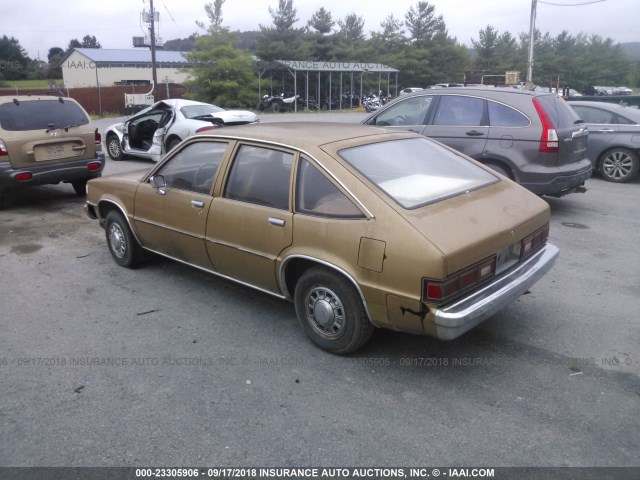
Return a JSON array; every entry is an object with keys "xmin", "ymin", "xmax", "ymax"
[
  {"xmin": 363, "ymin": 87, "xmax": 592, "ymax": 197},
  {"xmin": 0, "ymin": 95, "xmax": 105, "ymax": 208}
]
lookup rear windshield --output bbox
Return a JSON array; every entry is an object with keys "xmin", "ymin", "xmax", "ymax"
[
  {"xmin": 0, "ymin": 99, "xmax": 89, "ymax": 131},
  {"xmin": 339, "ymin": 137, "xmax": 498, "ymax": 209},
  {"xmin": 535, "ymin": 94, "xmax": 581, "ymax": 128}
]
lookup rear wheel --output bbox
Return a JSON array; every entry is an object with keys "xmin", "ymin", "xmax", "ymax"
[
  {"xmin": 599, "ymin": 148, "xmax": 639, "ymax": 183},
  {"xmin": 167, "ymin": 137, "xmax": 182, "ymax": 152},
  {"xmin": 294, "ymin": 267, "xmax": 374, "ymax": 354},
  {"xmin": 106, "ymin": 135, "xmax": 123, "ymax": 161},
  {"xmin": 104, "ymin": 211, "xmax": 142, "ymax": 268}
]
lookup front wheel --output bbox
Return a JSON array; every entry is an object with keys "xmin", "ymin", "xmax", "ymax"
[
  {"xmin": 106, "ymin": 135, "xmax": 123, "ymax": 161},
  {"xmin": 104, "ymin": 211, "xmax": 143, "ymax": 268},
  {"xmin": 294, "ymin": 267, "xmax": 374, "ymax": 354},
  {"xmin": 599, "ymin": 148, "xmax": 639, "ymax": 183}
]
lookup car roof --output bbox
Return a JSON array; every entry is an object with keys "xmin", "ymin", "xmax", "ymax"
[
  {"xmin": 200, "ymin": 122, "xmax": 413, "ymax": 149},
  {"xmin": 0, "ymin": 95, "xmax": 80, "ymax": 104}
]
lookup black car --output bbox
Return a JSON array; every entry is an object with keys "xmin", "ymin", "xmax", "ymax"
[{"xmin": 362, "ymin": 87, "xmax": 592, "ymax": 197}]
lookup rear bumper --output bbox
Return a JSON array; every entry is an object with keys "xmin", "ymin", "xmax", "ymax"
[
  {"xmin": 0, "ymin": 152, "xmax": 105, "ymax": 190},
  {"xmin": 522, "ymin": 165, "xmax": 592, "ymax": 197},
  {"xmin": 427, "ymin": 243, "xmax": 559, "ymax": 340}
]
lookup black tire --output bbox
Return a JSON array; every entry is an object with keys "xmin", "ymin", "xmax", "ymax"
[
  {"xmin": 271, "ymin": 100, "xmax": 282, "ymax": 113},
  {"xmin": 167, "ymin": 137, "xmax": 182, "ymax": 152},
  {"xmin": 104, "ymin": 211, "xmax": 143, "ymax": 268},
  {"xmin": 106, "ymin": 135, "xmax": 123, "ymax": 161},
  {"xmin": 71, "ymin": 178, "xmax": 89, "ymax": 196},
  {"xmin": 294, "ymin": 267, "xmax": 374, "ymax": 354},
  {"xmin": 0, "ymin": 192, "xmax": 7, "ymax": 210},
  {"xmin": 598, "ymin": 148, "xmax": 639, "ymax": 183}
]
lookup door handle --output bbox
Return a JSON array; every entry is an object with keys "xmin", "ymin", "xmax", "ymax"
[
  {"xmin": 465, "ymin": 130, "xmax": 485, "ymax": 137},
  {"xmin": 191, "ymin": 200, "xmax": 205, "ymax": 208},
  {"xmin": 269, "ymin": 217, "xmax": 285, "ymax": 227}
]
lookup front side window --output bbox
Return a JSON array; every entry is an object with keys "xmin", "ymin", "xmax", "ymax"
[
  {"xmin": 432, "ymin": 95, "xmax": 485, "ymax": 126},
  {"xmin": 371, "ymin": 96, "xmax": 433, "ymax": 126},
  {"xmin": 339, "ymin": 138, "xmax": 498, "ymax": 209},
  {"xmin": 225, "ymin": 145, "xmax": 293, "ymax": 210},
  {"xmin": 155, "ymin": 141, "xmax": 227, "ymax": 194},
  {"xmin": 295, "ymin": 158, "xmax": 364, "ymax": 218}
]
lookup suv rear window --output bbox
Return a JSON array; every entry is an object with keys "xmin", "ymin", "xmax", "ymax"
[
  {"xmin": 0, "ymin": 99, "xmax": 90, "ymax": 131},
  {"xmin": 534, "ymin": 94, "xmax": 580, "ymax": 128},
  {"xmin": 339, "ymin": 137, "xmax": 498, "ymax": 209}
]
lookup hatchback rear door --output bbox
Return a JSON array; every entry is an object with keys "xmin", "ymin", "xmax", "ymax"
[
  {"xmin": 534, "ymin": 95, "xmax": 588, "ymax": 166},
  {"xmin": 0, "ymin": 98, "xmax": 96, "ymax": 169}
]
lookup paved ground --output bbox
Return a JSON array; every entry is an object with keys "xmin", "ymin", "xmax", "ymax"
[{"xmin": 0, "ymin": 111, "xmax": 638, "ymax": 468}]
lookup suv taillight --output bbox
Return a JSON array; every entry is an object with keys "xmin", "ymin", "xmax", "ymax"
[
  {"xmin": 95, "ymin": 128, "xmax": 102, "ymax": 145},
  {"xmin": 0, "ymin": 139, "xmax": 8, "ymax": 156},
  {"xmin": 533, "ymin": 98, "xmax": 559, "ymax": 153},
  {"xmin": 196, "ymin": 125, "xmax": 221, "ymax": 134}
]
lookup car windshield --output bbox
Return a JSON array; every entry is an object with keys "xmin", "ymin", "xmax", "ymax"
[
  {"xmin": 339, "ymin": 138, "xmax": 498, "ymax": 208},
  {"xmin": 181, "ymin": 105, "xmax": 225, "ymax": 119},
  {"xmin": 0, "ymin": 99, "xmax": 89, "ymax": 131}
]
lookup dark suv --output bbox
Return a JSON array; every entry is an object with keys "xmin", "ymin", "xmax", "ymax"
[
  {"xmin": 0, "ymin": 95, "xmax": 105, "ymax": 208},
  {"xmin": 363, "ymin": 87, "xmax": 592, "ymax": 197}
]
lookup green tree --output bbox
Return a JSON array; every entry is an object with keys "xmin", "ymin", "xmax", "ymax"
[
  {"xmin": 337, "ymin": 13, "xmax": 366, "ymax": 43},
  {"xmin": 308, "ymin": 7, "xmax": 334, "ymax": 35},
  {"xmin": 47, "ymin": 46, "xmax": 65, "ymax": 79},
  {"xmin": 404, "ymin": 1, "xmax": 446, "ymax": 47},
  {"xmin": 255, "ymin": 0, "xmax": 308, "ymax": 62},
  {"xmin": 0, "ymin": 35, "xmax": 31, "ymax": 81},
  {"xmin": 186, "ymin": 0, "xmax": 258, "ymax": 107},
  {"xmin": 67, "ymin": 35, "xmax": 101, "ymax": 51}
]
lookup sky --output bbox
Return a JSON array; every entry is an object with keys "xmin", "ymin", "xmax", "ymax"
[{"xmin": 4, "ymin": 0, "xmax": 638, "ymax": 59}]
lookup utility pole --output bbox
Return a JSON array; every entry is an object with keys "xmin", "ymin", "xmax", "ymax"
[
  {"xmin": 526, "ymin": 0, "xmax": 537, "ymax": 87},
  {"xmin": 149, "ymin": 0, "xmax": 158, "ymax": 95}
]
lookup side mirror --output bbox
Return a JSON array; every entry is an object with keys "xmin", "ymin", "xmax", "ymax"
[{"xmin": 150, "ymin": 175, "xmax": 167, "ymax": 194}]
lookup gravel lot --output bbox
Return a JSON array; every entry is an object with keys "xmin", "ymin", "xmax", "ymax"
[{"xmin": 0, "ymin": 111, "xmax": 638, "ymax": 470}]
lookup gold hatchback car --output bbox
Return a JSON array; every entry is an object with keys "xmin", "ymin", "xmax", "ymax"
[{"xmin": 86, "ymin": 123, "xmax": 558, "ymax": 353}]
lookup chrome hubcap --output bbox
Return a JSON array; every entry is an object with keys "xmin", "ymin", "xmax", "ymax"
[
  {"xmin": 306, "ymin": 287, "xmax": 344, "ymax": 338},
  {"xmin": 108, "ymin": 223, "xmax": 126, "ymax": 259},
  {"xmin": 108, "ymin": 139, "xmax": 121, "ymax": 157},
  {"xmin": 603, "ymin": 152, "xmax": 633, "ymax": 180}
]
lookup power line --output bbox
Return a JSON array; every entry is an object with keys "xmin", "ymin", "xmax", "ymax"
[{"xmin": 538, "ymin": 0, "xmax": 606, "ymax": 6}]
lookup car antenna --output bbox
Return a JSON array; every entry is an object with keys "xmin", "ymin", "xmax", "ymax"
[
  {"xmin": 13, "ymin": 98, "xmax": 19, "ymax": 105},
  {"xmin": 58, "ymin": 97, "xmax": 64, "ymax": 103}
]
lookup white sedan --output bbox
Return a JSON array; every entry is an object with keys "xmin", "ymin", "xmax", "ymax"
[{"xmin": 104, "ymin": 99, "xmax": 258, "ymax": 162}]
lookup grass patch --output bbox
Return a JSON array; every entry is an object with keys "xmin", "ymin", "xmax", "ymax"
[{"xmin": 0, "ymin": 79, "xmax": 56, "ymax": 90}]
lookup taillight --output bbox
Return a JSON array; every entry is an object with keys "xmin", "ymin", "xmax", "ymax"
[
  {"xmin": 423, "ymin": 256, "xmax": 497, "ymax": 304},
  {"xmin": 87, "ymin": 161, "xmax": 102, "ymax": 171},
  {"xmin": 520, "ymin": 225, "xmax": 549, "ymax": 260},
  {"xmin": 196, "ymin": 125, "xmax": 221, "ymax": 134},
  {"xmin": 533, "ymin": 97, "xmax": 559, "ymax": 153},
  {"xmin": 95, "ymin": 128, "xmax": 102, "ymax": 145},
  {"xmin": 0, "ymin": 139, "xmax": 8, "ymax": 156},
  {"xmin": 15, "ymin": 172, "xmax": 33, "ymax": 181}
]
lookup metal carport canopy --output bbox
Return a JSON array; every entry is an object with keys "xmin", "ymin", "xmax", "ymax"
[{"xmin": 258, "ymin": 60, "xmax": 400, "ymax": 111}]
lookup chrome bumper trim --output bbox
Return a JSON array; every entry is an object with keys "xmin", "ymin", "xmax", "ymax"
[{"xmin": 429, "ymin": 243, "xmax": 559, "ymax": 340}]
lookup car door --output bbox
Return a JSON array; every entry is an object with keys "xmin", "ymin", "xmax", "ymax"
[
  {"xmin": 206, "ymin": 143, "xmax": 294, "ymax": 293},
  {"xmin": 570, "ymin": 104, "xmax": 621, "ymax": 165},
  {"xmin": 133, "ymin": 140, "xmax": 229, "ymax": 268},
  {"xmin": 366, "ymin": 94, "xmax": 434, "ymax": 134},
  {"xmin": 423, "ymin": 95, "xmax": 489, "ymax": 157}
]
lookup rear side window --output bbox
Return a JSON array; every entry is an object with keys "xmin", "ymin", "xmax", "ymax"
[
  {"xmin": 0, "ymin": 99, "xmax": 90, "ymax": 131},
  {"xmin": 488, "ymin": 101, "xmax": 530, "ymax": 127},
  {"xmin": 432, "ymin": 96, "xmax": 485, "ymax": 126},
  {"xmin": 535, "ymin": 95, "xmax": 580, "ymax": 128},
  {"xmin": 571, "ymin": 105, "xmax": 635, "ymax": 125}
]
